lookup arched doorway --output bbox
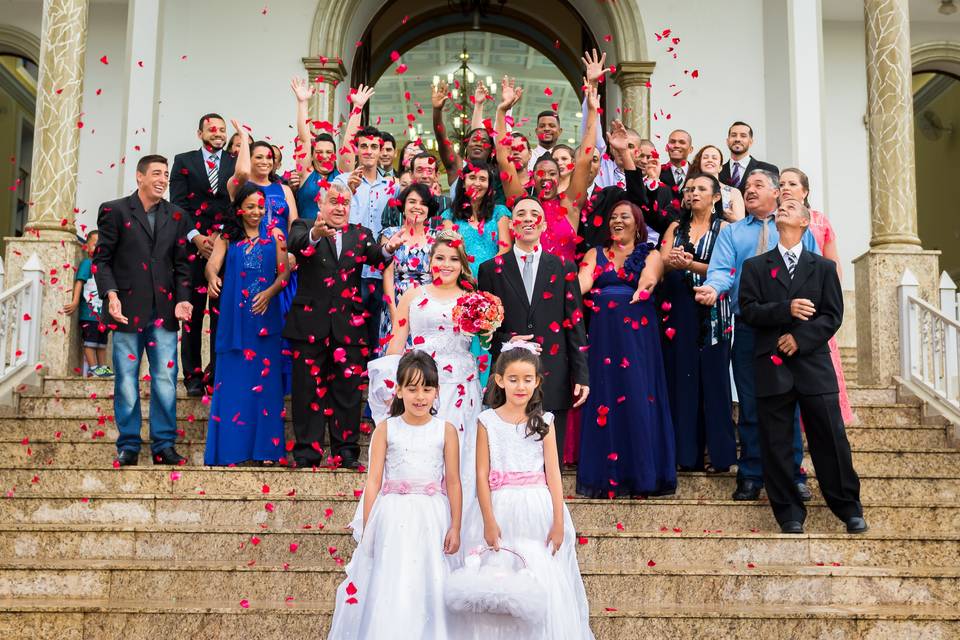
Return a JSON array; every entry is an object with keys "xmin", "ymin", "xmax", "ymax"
[
  {"xmin": 912, "ymin": 43, "xmax": 960, "ymax": 281},
  {"xmin": 305, "ymin": 0, "xmax": 654, "ymax": 135},
  {"xmin": 0, "ymin": 25, "xmax": 40, "ymax": 245}
]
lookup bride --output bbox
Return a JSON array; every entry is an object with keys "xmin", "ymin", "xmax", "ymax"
[{"xmin": 364, "ymin": 230, "xmax": 484, "ymax": 515}]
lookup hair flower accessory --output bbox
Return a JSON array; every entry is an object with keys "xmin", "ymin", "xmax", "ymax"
[{"xmin": 500, "ymin": 341, "xmax": 539, "ymax": 354}]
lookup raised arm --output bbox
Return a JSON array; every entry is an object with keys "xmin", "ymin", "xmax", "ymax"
[
  {"xmin": 469, "ymin": 80, "xmax": 489, "ymax": 132},
  {"xmin": 581, "ymin": 49, "xmax": 608, "ymax": 157},
  {"xmin": 337, "ymin": 84, "xmax": 375, "ymax": 174},
  {"xmin": 432, "ymin": 81, "xmax": 460, "ymax": 185},
  {"xmin": 563, "ymin": 80, "xmax": 600, "ymax": 214},
  {"xmin": 291, "ymin": 77, "xmax": 316, "ymax": 184},
  {"xmin": 227, "ymin": 119, "xmax": 250, "ymax": 201},
  {"xmin": 495, "ymin": 76, "xmax": 525, "ymax": 200}
]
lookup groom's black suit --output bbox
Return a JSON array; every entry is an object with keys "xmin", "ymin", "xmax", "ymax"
[{"xmin": 477, "ymin": 249, "xmax": 589, "ymax": 448}]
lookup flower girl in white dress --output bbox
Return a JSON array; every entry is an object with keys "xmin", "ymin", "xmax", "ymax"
[
  {"xmin": 458, "ymin": 345, "xmax": 595, "ymax": 639},
  {"xmin": 328, "ymin": 351, "xmax": 462, "ymax": 639}
]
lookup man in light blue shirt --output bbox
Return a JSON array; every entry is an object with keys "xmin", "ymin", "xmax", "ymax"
[
  {"xmin": 695, "ymin": 169, "xmax": 820, "ymax": 502},
  {"xmin": 332, "ymin": 126, "xmax": 397, "ymax": 355}
]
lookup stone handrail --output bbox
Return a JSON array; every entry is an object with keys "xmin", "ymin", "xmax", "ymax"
[
  {"xmin": 0, "ymin": 254, "xmax": 43, "ymax": 405},
  {"xmin": 898, "ymin": 269, "xmax": 960, "ymax": 426}
]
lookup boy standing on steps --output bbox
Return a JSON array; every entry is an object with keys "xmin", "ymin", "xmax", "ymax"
[{"xmin": 64, "ymin": 231, "xmax": 112, "ymax": 378}]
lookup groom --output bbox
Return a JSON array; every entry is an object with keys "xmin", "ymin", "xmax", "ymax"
[
  {"xmin": 285, "ymin": 182, "xmax": 403, "ymax": 469},
  {"xmin": 477, "ymin": 195, "xmax": 590, "ymax": 448}
]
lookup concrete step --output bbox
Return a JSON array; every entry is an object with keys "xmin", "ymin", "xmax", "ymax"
[
  {"xmin": 2, "ymin": 598, "xmax": 956, "ymax": 639},
  {"xmin": 4, "ymin": 466, "xmax": 959, "ymax": 501},
  {"xmin": 2, "ymin": 523, "xmax": 958, "ymax": 568},
  {"xmin": 5, "ymin": 442, "xmax": 959, "ymax": 479},
  {"xmin": 2, "ymin": 558, "xmax": 958, "ymax": 607},
  {"xmin": 2, "ymin": 420, "xmax": 951, "ymax": 452},
  {"xmin": 18, "ymin": 397, "xmax": 942, "ymax": 429},
  {"xmin": 2, "ymin": 493, "xmax": 957, "ymax": 535},
  {"xmin": 29, "ymin": 376, "xmax": 900, "ymax": 403}
]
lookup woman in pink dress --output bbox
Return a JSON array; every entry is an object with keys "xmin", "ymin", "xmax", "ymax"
[{"xmin": 779, "ymin": 168, "xmax": 857, "ymax": 425}]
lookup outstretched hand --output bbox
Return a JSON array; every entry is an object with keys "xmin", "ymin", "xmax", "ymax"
[
  {"xmin": 290, "ymin": 77, "xmax": 314, "ymax": 103},
  {"xmin": 350, "ymin": 84, "xmax": 375, "ymax": 109},
  {"xmin": 432, "ymin": 80, "xmax": 449, "ymax": 109},
  {"xmin": 499, "ymin": 76, "xmax": 523, "ymax": 111},
  {"xmin": 608, "ymin": 119, "xmax": 629, "ymax": 153},
  {"xmin": 582, "ymin": 48, "xmax": 608, "ymax": 85}
]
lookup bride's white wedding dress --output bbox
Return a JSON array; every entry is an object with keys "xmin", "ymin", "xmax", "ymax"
[{"xmin": 354, "ymin": 286, "xmax": 483, "ymax": 540}]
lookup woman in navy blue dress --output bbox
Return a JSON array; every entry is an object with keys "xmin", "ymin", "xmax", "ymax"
[
  {"xmin": 658, "ymin": 174, "xmax": 736, "ymax": 473},
  {"xmin": 576, "ymin": 201, "xmax": 676, "ymax": 497},
  {"xmin": 204, "ymin": 183, "xmax": 290, "ymax": 465}
]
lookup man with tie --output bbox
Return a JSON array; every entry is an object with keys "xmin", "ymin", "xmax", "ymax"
[
  {"xmin": 738, "ymin": 199, "xmax": 866, "ymax": 535},
  {"xmin": 658, "ymin": 129, "xmax": 693, "ymax": 196},
  {"xmin": 477, "ymin": 196, "xmax": 590, "ymax": 449},
  {"xmin": 284, "ymin": 182, "xmax": 404, "ymax": 469},
  {"xmin": 694, "ymin": 169, "xmax": 818, "ymax": 502},
  {"xmin": 93, "ymin": 155, "xmax": 194, "ymax": 467},
  {"xmin": 718, "ymin": 121, "xmax": 779, "ymax": 194},
  {"xmin": 170, "ymin": 113, "xmax": 236, "ymax": 396}
]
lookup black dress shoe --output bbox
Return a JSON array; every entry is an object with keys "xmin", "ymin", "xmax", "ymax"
[
  {"xmin": 732, "ymin": 480, "xmax": 762, "ymax": 501},
  {"xmin": 115, "ymin": 450, "xmax": 138, "ymax": 466},
  {"xmin": 845, "ymin": 516, "xmax": 869, "ymax": 534},
  {"xmin": 780, "ymin": 520, "xmax": 804, "ymax": 534},
  {"xmin": 292, "ymin": 458, "xmax": 316, "ymax": 469},
  {"xmin": 152, "ymin": 447, "xmax": 186, "ymax": 465},
  {"xmin": 796, "ymin": 483, "xmax": 813, "ymax": 502},
  {"xmin": 185, "ymin": 381, "xmax": 204, "ymax": 397},
  {"xmin": 341, "ymin": 458, "xmax": 362, "ymax": 470}
]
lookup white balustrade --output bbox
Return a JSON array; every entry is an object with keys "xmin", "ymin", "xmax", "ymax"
[
  {"xmin": 0, "ymin": 254, "xmax": 43, "ymax": 400},
  {"xmin": 899, "ymin": 269, "xmax": 960, "ymax": 424}
]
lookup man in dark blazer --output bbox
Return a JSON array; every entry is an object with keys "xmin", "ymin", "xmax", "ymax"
[
  {"xmin": 718, "ymin": 121, "xmax": 778, "ymax": 194},
  {"xmin": 94, "ymin": 155, "xmax": 193, "ymax": 467},
  {"xmin": 170, "ymin": 113, "xmax": 236, "ymax": 396},
  {"xmin": 739, "ymin": 199, "xmax": 866, "ymax": 535},
  {"xmin": 477, "ymin": 195, "xmax": 590, "ymax": 448},
  {"xmin": 657, "ymin": 129, "xmax": 693, "ymax": 196},
  {"xmin": 284, "ymin": 182, "xmax": 404, "ymax": 469}
]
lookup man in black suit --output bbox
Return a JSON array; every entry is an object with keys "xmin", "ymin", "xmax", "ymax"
[
  {"xmin": 657, "ymin": 129, "xmax": 693, "ymax": 197},
  {"xmin": 477, "ymin": 196, "xmax": 590, "ymax": 448},
  {"xmin": 94, "ymin": 155, "xmax": 193, "ymax": 467},
  {"xmin": 739, "ymin": 199, "xmax": 866, "ymax": 535},
  {"xmin": 284, "ymin": 182, "xmax": 404, "ymax": 469},
  {"xmin": 718, "ymin": 121, "xmax": 778, "ymax": 194},
  {"xmin": 170, "ymin": 113, "xmax": 236, "ymax": 397}
]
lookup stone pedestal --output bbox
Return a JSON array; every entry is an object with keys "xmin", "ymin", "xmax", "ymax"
[
  {"xmin": 613, "ymin": 61, "xmax": 655, "ymax": 138},
  {"xmin": 3, "ymin": 237, "xmax": 84, "ymax": 377},
  {"xmin": 854, "ymin": 248, "xmax": 940, "ymax": 386},
  {"xmin": 301, "ymin": 56, "xmax": 347, "ymax": 125}
]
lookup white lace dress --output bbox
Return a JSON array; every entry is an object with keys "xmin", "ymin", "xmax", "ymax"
[
  {"xmin": 457, "ymin": 409, "xmax": 594, "ymax": 640},
  {"xmin": 367, "ymin": 287, "xmax": 483, "ymax": 500},
  {"xmin": 329, "ymin": 416, "xmax": 457, "ymax": 639}
]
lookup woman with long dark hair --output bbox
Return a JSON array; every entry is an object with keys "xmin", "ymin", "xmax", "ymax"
[
  {"xmin": 576, "ymin": 200, "xmax": 676, "ymax": 497},
  {"xmin": 686, "ymin": 144, "xmax": 745, "ymax": 222},
  {"xmin": 378, "ymin": 182, "xmax": 439, "ymax": 354},
  {"xmin": 658, "ymin": 174, "xmax": 737, "ymax": 473},
  {"xmin": 440, "ymin": 161, "xmax": 512, "ymax": 266},
  {"xmin": 203, "ymin": 183, "xmax": 290, "ymax": 465}
]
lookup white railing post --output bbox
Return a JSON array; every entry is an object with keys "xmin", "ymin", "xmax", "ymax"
[
  {"xmin": 21, "ymin": 254, "xmax": 43, "ymax": 366},
  {"xmin": 899, "ymin": 269, "xmax": 920, "ymax": 381},
  {"xmin": 0, "ymin": 256, "xmax": 5, "ymax": 292},
  {"xmin": 941, "ymin": 272, "xmax": 960, "ymax": 402}
]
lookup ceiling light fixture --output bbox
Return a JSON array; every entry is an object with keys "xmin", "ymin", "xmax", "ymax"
[{"xmin": 940, "ymin": 0, "xmax": 958, "ymax": 16}]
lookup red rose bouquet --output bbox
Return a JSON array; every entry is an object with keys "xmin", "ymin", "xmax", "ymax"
[{"xmin": 452, "ymin": 290, "xmax": 504, "ymax": 350}]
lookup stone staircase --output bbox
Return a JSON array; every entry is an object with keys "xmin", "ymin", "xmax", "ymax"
[{"xmin": 0, "ymin": 377, "xmax": 958, "ymax": 638}]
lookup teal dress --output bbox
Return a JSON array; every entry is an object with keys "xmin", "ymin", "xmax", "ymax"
[{"xmin": 439, "ymin": 204, "xmax": 511, "ymax": 392}]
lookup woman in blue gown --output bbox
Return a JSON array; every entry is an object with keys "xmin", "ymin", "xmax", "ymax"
[
  {"xmin": 203, "ymin": 183, "xmax": 290, "ymax": 465},
  {"xmin": 576, "ymin": 200, "xmax": 676, "ymax": 497},
  {"xmin": 658, "ymin": 175, "xmax": 736, "ymax": 473},
  {"xmin": 226, "ymin": 121, "xmax": 299, "ymax": 395}
]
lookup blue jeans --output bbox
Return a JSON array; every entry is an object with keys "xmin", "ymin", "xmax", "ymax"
[
  {"xmin": 731, "ymin": 319, "xmax": 806, "ymax": 484},
  {"xmin": 112, "ymin": 324, "xmax": 179, "ymax": 455}
]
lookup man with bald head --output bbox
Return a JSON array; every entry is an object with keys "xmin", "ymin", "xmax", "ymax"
[{"xmin": 659, "ymin": 129, "xmax": 692, "ymax": 195}]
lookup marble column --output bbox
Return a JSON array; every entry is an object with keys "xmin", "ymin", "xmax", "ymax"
[
  {"xmin": 854, "ymin": 0, "xmax": 940, "ymax": 385},
  {"xmin": 3, "ymin": 0, "xmax": 89, "ymax": 378},
  {"xmin": 301, "ymin": 57, "xmax": 347, "ymax": 125},
  {"xmin": 613, "ymin": 61, "xmax": 656, "ymax": 138}
]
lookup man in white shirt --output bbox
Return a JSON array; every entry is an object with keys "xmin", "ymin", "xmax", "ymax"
[
  {"xmin": 527, "ymin": 110, "xmax": 563, "ymax": 171},
  {"xmin": 719, "ymin": 121, "xmax": 779, "ymax": 193}
]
